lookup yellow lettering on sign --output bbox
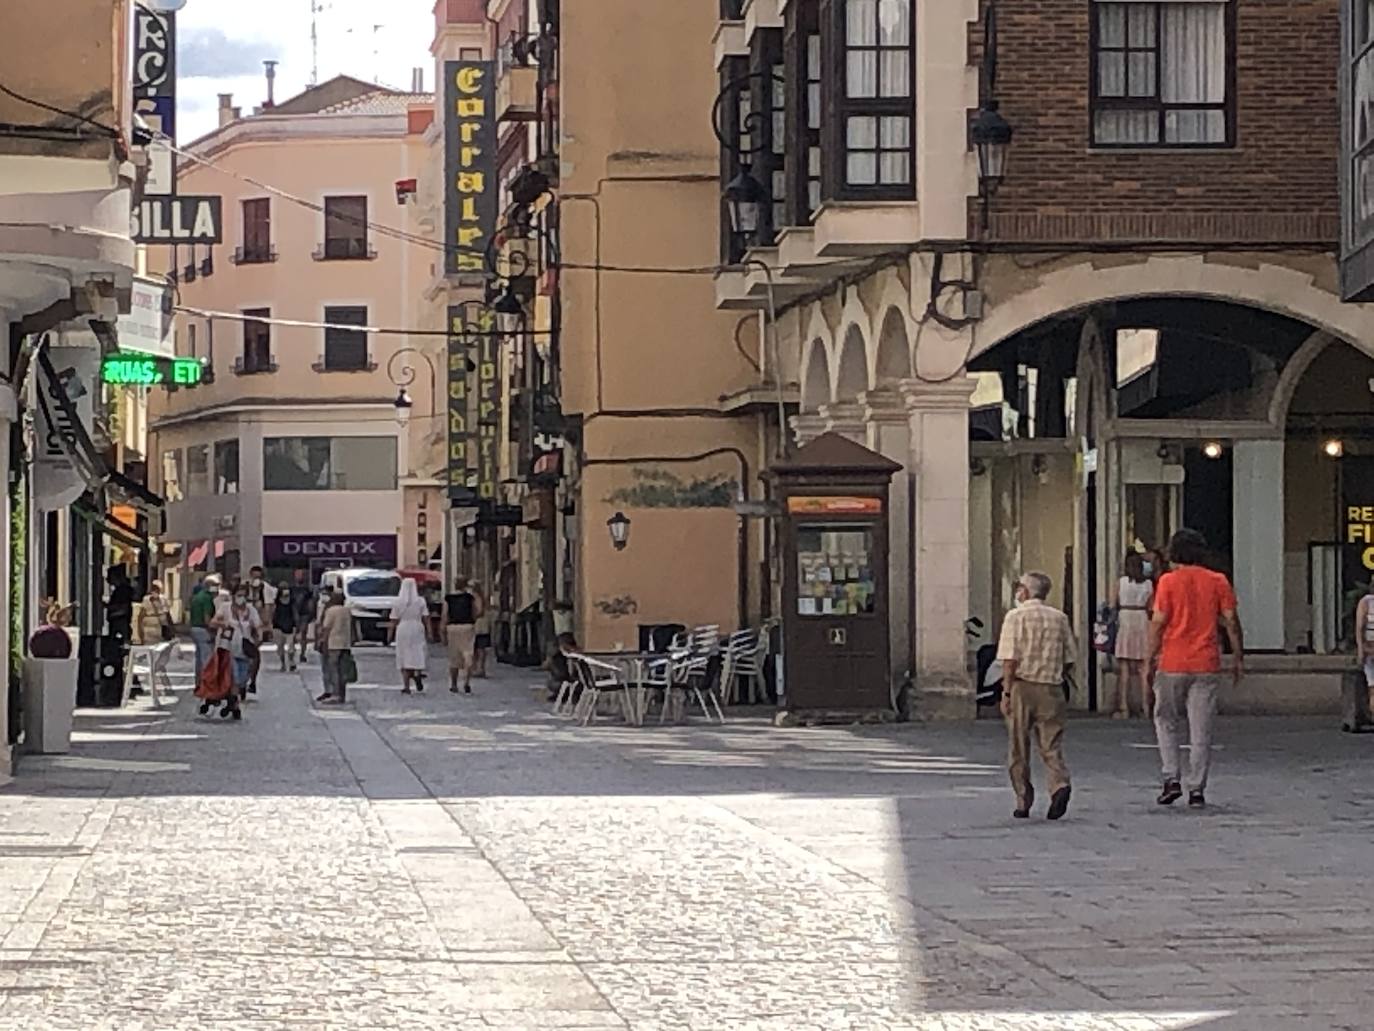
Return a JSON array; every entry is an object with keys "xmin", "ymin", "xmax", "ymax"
[
  {"xmin": 460, "ymin": 197, "xmax": 479, "ymax": 221},
  {"xmin": 456, "ymin": 171, "xmax": 486, "ymax": 193},
  {"xmin": 456, "ymin": 66, "xmax": 485, "ymax": 94},
  {"xmin": 460, "ymin": 122, "xmax": 481, "ymax": 144},
  {"xmin": 449, "ymin": 380, "xmax": 467, "ymax": 399},
  {"xmin": 456, "ymin": 99, "xmax": 486, "ymax": 118},
  {"xmin": 460, "ymin": 146, "xmax": 483, "ymax": 167},
  {"xmin": 449, "ymin": 412, "xmax": 467, "ymax": 433},
  {"xmin": 458, "ymin": 227, "xmax": 484, "ymax": 247},
  {"xmin": 1363, "ymin": 546, "xmax": 1374, "ymax": 571},
  {"xmin": 448, "ymin": 354, "xmax": 468, "ymax": 373},
  {"xmin": 456, "ymin": 254, "xmax": 483, "ymax": 271}
]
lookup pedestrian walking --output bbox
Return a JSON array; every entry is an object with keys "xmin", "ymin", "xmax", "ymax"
[
  {"xmin": 188, "ymin": 578, "xmax": 217, "ymax": 681},
  {"xmin": 205, "ymin": 589, "xmax": 260, "ymax": 717},
  {"xmin": 997, "ymin": 571, "xmax": 1075, "ymax": 821},
  {"xmin": 272, "ymin": 580, "xmax": 297, "ymax": 670},
  {"xmin": 1149, "ymin": 529, "xmax": 1243, "ymax": 808},
  {"xmin": 1111, "ymin": 552, "xmax": 1154, "ymax": 719},
  {"xmin": 135, "ymin": 581, "xmax": 173, "ymax": 645},
  {"xmin": 286, "ymin": 568, "xmax": 315, "ymax": 668},
  {"xmin": 472, "ymin": 582, "xmax": 492, "ymax": 677},
  {"xmin": 317, "ymin": 589, "xmax": 354, "ymax": 704},
  {"xmin": 244, "ymin": 566, "xmax": 276, "ymax": 694},
  {"xmin": 444, "ymin": 577, "xmax": 481, "ymax": 694},
  {"xmin": 388, "ymin": 579, "xmax": 430, "ymax": 693},
  {"xmin": 1353, "ymin": 580, "xmax": 1374, "ymax": 717}
]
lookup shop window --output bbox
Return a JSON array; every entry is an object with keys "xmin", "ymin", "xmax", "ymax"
[
  {"xmin": 1091, "ymin": 1, "xmax": 1234, "ymax": 147},
  {"xmin": 186, "ymin": 443, "xmax": 210, "ymax": 496},
  {"xmin": 322, "ymin": 306, "xmax": 370, "ymax": 371},
  {"xmin": 214, "ymin": 439, "xmax": 239, "ymax": 495},
  {"xmin": 263, "ymin": 436, "xmax": 397, "ymax": 491},
  {"xmin": 796, "ymin": 524, "xmax": 876, "ymax": 616}
]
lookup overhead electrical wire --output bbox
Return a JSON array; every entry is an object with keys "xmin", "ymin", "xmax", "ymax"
[
  {"xmin": 0, "ymin": 80, "xmax": 120, "ymax": 138},
  {"xmin": 174, "ymin": 305, "xmax": 552, "ymax": 337}
]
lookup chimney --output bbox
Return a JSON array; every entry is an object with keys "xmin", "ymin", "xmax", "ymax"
[
  {"xmin": 412, "ymin": 67, "xmax": 424, "ymax": 93},
  {"xmin": 218, "ymin": 93, "xmax": 234, "ymax": 127},
  {"xmin": 232, "ymin": 106, "xmax": 242, "ymax": 120},
  {"xmin": 264, "ymin": 60, "xmax": 278, "ymax": 108}
]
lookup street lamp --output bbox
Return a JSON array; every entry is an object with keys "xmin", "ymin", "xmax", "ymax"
[
  {"xmin": 386, "ymin": 349, "xmax": 438, "ymax": 425},
  {"xmin": 723, "ymin": 168, "xmax": 766, "ymax": 240},
  {"xmin": 607, "ymin": 511, "xmax": 631, "ymax": 551},
  {"xmin": 970, "ymin": 100, "xmax": 1014, "ymax": 192}
]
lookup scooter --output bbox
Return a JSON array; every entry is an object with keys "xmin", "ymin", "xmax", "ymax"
[{"xmin": 967, "ymin": 616, "xmax": 1003, "ymax": 708}]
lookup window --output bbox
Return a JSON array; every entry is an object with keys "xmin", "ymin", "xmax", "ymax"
[
  {"xmin": 1091, "ymin": 1, "xmax": 1233, "ymax": 147},
  {"xmin": 459, "ymin": 47, "xmax": 483, "ymax": 59},
  {"xmin": 240, "ymin": 308, "xmax": 272, "ymax": 374},
  {"xmin": 321, "ymin": 195, "xmax": 370, "ymax": 259},
  {"xmin": 187, "ymin": 323, "xmax": 196, "ymax": 360},
  {"xmin": 796, "ymin": 525, "xmax": 876, "ymax": 616},
  {"xmin": 322, "ymin": 306, "xmax": 369, "ymax": 371},
  {"xmin": 785, "ymin": 2, "xmax": 824, "ymax": 224},
  {"xmin": 1352, "ymin": 1, "xmax": 1374, "ymax": 238},
  {"xmin": 161, "ymin": 449, "xmax": 183, "ymax": 502},
  {"xmin": 827, "ymin": 0, "xmax": 913, "ymax": 195},
  {"xmin": 263, "ymin": 436, "xmax": 397, "ymax": 491},
  {"xmin": 186, "ymin": 443, "xmax": 210, "ymax": 496},
  {"xmin": 214, "ymin": 439, "xmax": 239, "ymax": 495},
  {"xmin": 239, "ymin": 198, "xmax": 272, "ymax": 263}
]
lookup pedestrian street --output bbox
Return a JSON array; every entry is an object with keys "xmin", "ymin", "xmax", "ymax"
[{"xmin": 1, "ymin": 645, "xmax": 1370, "ymax": 1031}]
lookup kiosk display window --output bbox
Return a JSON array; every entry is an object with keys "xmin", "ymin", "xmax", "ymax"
[{"xmin": 796, "ymin": 524, "xmax": 876, "ymax": 616}]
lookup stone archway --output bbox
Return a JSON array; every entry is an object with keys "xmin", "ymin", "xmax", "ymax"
[
  {"xmin": 835, "ymin": 324, "xmax": 868, "ymax": 402},
  {"xmin": 873, "ymin": 306, "xmax": 912, "ymax": 384},
  {"xmin": 800, "ymin": 338, "xmax": 831, "ymax": 413}
]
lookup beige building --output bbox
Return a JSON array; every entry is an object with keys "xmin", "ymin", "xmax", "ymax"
[{"xmin": 148, "ymin": 76, "xmax": 441, "ymax": 595}]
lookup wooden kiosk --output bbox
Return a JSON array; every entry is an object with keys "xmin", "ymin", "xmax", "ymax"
[{"xmin": 771, "ymin": 434, "xmax": 901, "ymax": 719}]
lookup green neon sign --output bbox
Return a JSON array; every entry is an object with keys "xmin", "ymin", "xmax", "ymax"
[{"xmin": 101, "ymin": 353, "xmax": 205, "ymax": 387}]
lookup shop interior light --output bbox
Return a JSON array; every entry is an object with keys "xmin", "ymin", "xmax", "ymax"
[
  {"xmin": 1202, "ymin": 441, "xmax": 1225, "ymax": 460},
  {"xmin": 1324, "ymin": 438, "xmax": 1345, "ymax": 459}
]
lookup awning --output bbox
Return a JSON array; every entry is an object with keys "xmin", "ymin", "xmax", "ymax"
[
  {"xmin": 107, "ymin": 467, "xmax": 165, "ymax": 514},
  {"xmin": 72, "ymin": 499, "xmax": 146, "ymax": 550}
]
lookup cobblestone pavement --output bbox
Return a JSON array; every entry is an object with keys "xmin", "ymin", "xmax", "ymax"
[{"xmin": 2, "ymin": 643, "xmax": 1371, "ymax": 1030}]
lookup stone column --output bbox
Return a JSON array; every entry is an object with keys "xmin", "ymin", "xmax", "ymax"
[
  {"xmin": 1233, "ymin": 439, "xmax": 1285, "ymax": 650},
  {"xmin": 862, "ymin": 389, "xmax": 912, "ymax": 690},
  {"xmin": 789, "ymin": 413, "xmax": 827, "ymax": 448},
  {"xmin": 902, "ymin": 376, "xmax": 976, "ymax": 720},
  {"xmin": 818, "ymin": 402, "xmax": 867, "ymax": 444}
]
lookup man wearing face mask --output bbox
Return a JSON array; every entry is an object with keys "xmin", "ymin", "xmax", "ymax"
[
  {"xmin": 244, "ymin": 565, "xmax": 277, "ymax": 696},
  {"xmin": 997, "ymin": 571, "xmax": 1076, "ymax": 821}
]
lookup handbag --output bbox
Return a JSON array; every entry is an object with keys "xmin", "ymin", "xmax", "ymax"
[
  {"xmin": 340, "ymin": 650, "xmax": 358, "ymax": 685},
  {"xmin": 241, "ymin": 638, "xmax": 260, "ymax": 661},
  {"xmin": 1092, "ymin": 603, "xmax": 1117, "ymax": 654}
]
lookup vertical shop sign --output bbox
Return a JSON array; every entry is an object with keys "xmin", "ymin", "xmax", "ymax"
[
  {"xmin": 474, "ymin": 310, "xmax": 501, "ymax": 501},
  {"xmin": 447, "ymin": 305, "xmax": 475, "ymax": 504},
  {"xmin": 444, "ymin": 61, "xmax": 497, "ymax": 275},
  {"xmin": 133, "ymin": 2, "xmax": 176, "ymax": 195}
]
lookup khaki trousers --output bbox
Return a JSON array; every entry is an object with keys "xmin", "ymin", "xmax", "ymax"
[
  {"xmin": 1152, "ymin": 672, "xmax": 1220, "ymax": 792},
  {"xmin": 1006, "ymin": 680, "xmax": 1071, "ymax": 805}
]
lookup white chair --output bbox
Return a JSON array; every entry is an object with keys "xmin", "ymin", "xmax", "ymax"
[
  {"xmin": 718, "ymin": 629, "xmax": 757, "ymax": 705},
  {"xmin": 732, "ymin": 626, "xmax": 771, "ymax": 704},
  {"xmin": 121, "ymin": 641, "xmax": 174, "ymax": 708}
]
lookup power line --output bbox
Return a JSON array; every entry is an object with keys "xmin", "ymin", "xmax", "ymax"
[
  {"xmin": 0, "ymin": 80, "xmax": 119, "ymax": 138},
  {"xmin": 173, "ymin": 305, "xmax": 553, "ymax": 337}
]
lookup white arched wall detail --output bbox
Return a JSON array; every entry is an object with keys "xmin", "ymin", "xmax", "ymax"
[
  {"xmin": 835, "ymin": 324, "xmax": 868, "ymax": 402},
  {"xmin": 873, "ymin": 305, "xmax": 913, "ymax": 385},
  {"xmin": 973, "ymin": 255, "xmax": 1374, "ymax": 367},
  {"xmin": 800, "ymin": 338, "xmax": 832, "ymax": 414}
]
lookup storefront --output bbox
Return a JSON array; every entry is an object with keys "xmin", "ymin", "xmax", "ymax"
[{"xmin": 262, "ymin": 533, "xmax": 398, "ymax": 583}]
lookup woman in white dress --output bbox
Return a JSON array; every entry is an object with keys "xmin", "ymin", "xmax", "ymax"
[
  {"xmin": 388, "ymin": 578, "xmax": 431, "ymax": 694},
  {"xmin": 1111, "ymin": 552, "xmax": 1154, "ymax": 719}
]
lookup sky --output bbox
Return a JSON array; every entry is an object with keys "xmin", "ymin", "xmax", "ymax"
[{"xmin": 174, "ymin": 0, "xmax": 436, "ymax": 142}]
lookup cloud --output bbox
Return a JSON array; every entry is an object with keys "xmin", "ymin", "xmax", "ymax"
[{"xmin": 179, "ymin": 27, "xmax": 280, "ymax": 80}]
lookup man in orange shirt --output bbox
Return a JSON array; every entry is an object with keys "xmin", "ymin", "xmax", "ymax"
[{"xmin": 1148, "ymin": 528, "xmax": 1244, "ymax": 808}]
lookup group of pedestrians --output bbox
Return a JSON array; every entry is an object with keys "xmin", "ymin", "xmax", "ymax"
[{"xmin": 996, "ymin": 527, "xmax": 1244, "ymax": 820}]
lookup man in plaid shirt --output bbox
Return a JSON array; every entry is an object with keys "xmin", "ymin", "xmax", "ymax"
[{"xmin": 997, "ymin": 571, "xmax": 1076, "ymax": 821}]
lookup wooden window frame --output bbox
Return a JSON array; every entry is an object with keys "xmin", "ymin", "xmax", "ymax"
[
  {"xmin": 321, "ymin": 195, "xmax": 371, "ymax": 260},
  {"xmin": 240, "ymin": 308, "xmax": 273, "ymax": 374},
  {"xmin": 822, "ymin": 0, "xmax": 915, "ymax": 202},
  {"xmin": 1088, "ymin": 0, "xmax": 1237, "ymax": 150},
  {"xmin": 321, "ymin": 306, "xmax": 371, "ymax": 372},
  {"xmin": 240, "ymin": 198, "xmax": 272, "ymax": 263},
  {"xmin": 784, "ymin": 0, "xmax": 823, "ymax": 225}
]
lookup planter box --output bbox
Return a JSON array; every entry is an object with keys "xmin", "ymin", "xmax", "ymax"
[{"xmin": 22, "ymin": 656, "xmax": 77, "ymax": 754}]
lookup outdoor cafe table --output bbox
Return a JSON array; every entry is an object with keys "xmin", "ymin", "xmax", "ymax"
[{"xmin": 579, "ymin": 650, "xmax": 663, "ymax": 726}]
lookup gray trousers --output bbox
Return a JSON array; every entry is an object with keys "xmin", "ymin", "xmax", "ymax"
[{"xmin": 1153, "ymin": 673, "xmax": 1220, "ymax": 791}]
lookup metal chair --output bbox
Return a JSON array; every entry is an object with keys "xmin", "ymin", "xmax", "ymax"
[
  {"xmin": 121, "ymin": 641, "xmax": 174, "ymax": 708},
  {"xmin": 570, "ymin": 655, "xmax": 634, "ymax": 726},
  {"xmin": 718, "ymin": 629, "xmax": 757, "ymax": 705}
]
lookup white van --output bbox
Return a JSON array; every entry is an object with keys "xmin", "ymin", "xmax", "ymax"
[{"xmin": 318, "ymin": 567, "xmax": 403, "ymax": 642}]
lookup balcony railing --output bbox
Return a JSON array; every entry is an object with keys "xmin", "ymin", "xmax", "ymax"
[
  {"xmin": 312, "ymin": 238, "xmax": 377, "ymax": 261},
  {"xmin": 311, "ymin": 357, "xmax": 378, "ymax": 373},
  {"xmin": 231, "ymin": 244, "xmax": 278, "ymax": 265},
  {"xmin": 233, "ymin": 355, "xmax": 277, "ymax": 375}
]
